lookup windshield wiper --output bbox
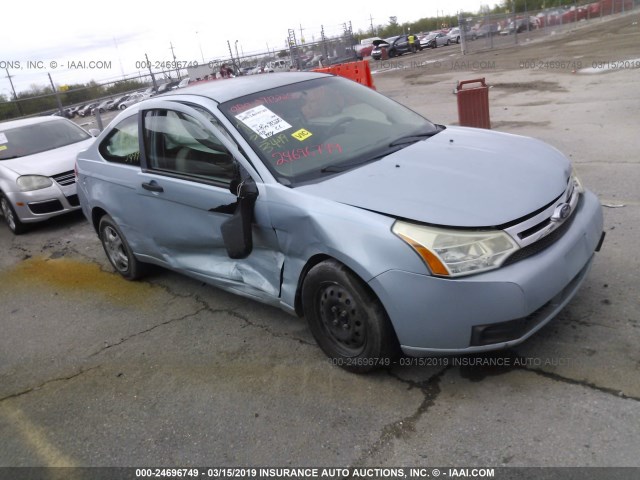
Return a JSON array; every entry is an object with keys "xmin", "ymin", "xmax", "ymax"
[
  {"xmin": 319, "ymin": 125, "xmax": 446, "ymax": 174},
  {"xmin": 0, "ymin": 155, "xmax": 20, "ymax": 160},
  {"xmin": 320, "ymin": 146, "xmax": 404, "ymax": 173},
  {"xmin": 388, "ymin": 125, "xmax": 445, "ymax": 147}
]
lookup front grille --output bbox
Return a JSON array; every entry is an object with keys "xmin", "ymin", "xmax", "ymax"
[
  {"xmin": 28, "ymin": 200, "xmax": 64, "ymax": 214},
  {"xmin": 52, "ymin": 170, "xmax": 76, "ymax": 186},
  {"xmin": 504, "ymin": 212, "xmax": 576, "ymax": 266}
]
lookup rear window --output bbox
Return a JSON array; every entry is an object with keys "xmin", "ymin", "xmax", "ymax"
[{"xmin": 0, "ymin": 119, "xmax": 91, "ymax": 160}]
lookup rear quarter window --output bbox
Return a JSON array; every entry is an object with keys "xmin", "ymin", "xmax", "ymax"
[{"xmin": 98, "ymin": 115, "xmax": 140, "ymax": 165}]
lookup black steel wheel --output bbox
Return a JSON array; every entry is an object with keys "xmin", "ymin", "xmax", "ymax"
[
  {"xmin": 1, "ymin": 194, "xmax": 27, "ymax": 235},
  {"xmin": 98, "ymin": 215, "xmax": 146, "ymax": 280},
  {"xmin": 302, "ymin": 260, "xmax": 399, "ymax": 373}
]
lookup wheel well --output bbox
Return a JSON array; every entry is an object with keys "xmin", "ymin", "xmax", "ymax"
[
  {"xmin": 294, "ymin": 254, "xmax": 331, "ymax": 316},
  {"xmin": 293, "ymin": 255, "xmax": 385, "ymax": 320},
  {"xmin": 91, "ymin": 207, "xmax": 108, "ymax": 233}
]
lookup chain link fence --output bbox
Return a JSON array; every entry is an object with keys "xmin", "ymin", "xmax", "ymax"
[
  {"xmin": 1, "ymin": 23, "xmax": 359, "ymax": 122},
  {"xmin": 459, "ymin": 0, "xmax": 636, "ymax": 54}
]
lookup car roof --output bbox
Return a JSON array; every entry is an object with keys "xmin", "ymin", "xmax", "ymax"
[
  {"xmin": 165, "ymin": 72, "xmax": 331, "ymax": 103},
  {"xmin": 0, "ymin": 115, "xmax": 65, "ymax": 131}
]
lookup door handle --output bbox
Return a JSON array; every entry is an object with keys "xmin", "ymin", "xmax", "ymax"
[{"xmin": 142, "ymin": 181, "xmax": 164, "ymax": 193}]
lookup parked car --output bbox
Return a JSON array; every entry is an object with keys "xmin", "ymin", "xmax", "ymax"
[
  {"xmin": 0, "ymin": 116, "xmax": 98, "ymax": 234},
  {"xmin": 76, "ymin": 72, "xmax": 604, "ymax": 372},
  {"xmin": 92, "ymin": 99, "xmax": 114, "ymax": 115},
  {"xmin": 174, "ymin": 77, "xmax": 191, "ymax": 89},
  {"xmin": 355, "ymin": 36, "xmax": 383, "ymax": 59},
  {"xmin": 142, "ymin": 86, "xmax": 158, "ymax": 96},
  {"xmin": 501, "ymin": 18, "xmax": 537, "ymax": 34},
  {"xmin": 475, "ymin": 24, "xmax": 500, "ymax": 38},
  {"xmin": 447, "ymin": 27, "xmax": 461, "ymax": 44},
  {"xmin": 52, "ymin": 108, "xmax": 74, "ymax": 119},
  {"xmin": 420, "ymin": 32, "xmax": 450, "ymax": 48},
  {"xmin": 156, "ymin": 81, "xmax": 180, "ymax": 95},
  {"xmin": 371, "ymin": 35, "xmax": 419, "ymax": 59},
  {"xmin": 78, "ymin": 103, "xmax": 98, "ymax": 117},
  {"xmin": 265, "ymin": 60, "xmax": 291, "ymax": 72},
  {"xmin": 118, "ymin": 92, "xmax": 152, "ymax": 110},
  {"xmin": 109, "ymin": 95, "xmax": 130, "ymax": 110}
]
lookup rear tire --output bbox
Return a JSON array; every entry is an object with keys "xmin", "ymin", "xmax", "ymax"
[
  {"xmin": 302, "ymin": 260, "xmax": 399, "ymax": 373},
  {"xmin": 0, "ymin": 194, "xmax": 27, "ymax": 235},
  {"xmin": 98, "ymin": 215, "xmax": 146, "ymax": 280}
]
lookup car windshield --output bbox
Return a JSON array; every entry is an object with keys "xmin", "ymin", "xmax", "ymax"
[
  {"xmin": 0, "ymin": 119, "xmax": 90, "ymax": 160},
  {"xmin": 219, "ymin": 76, "xmax": 438, "ymax": 185}
]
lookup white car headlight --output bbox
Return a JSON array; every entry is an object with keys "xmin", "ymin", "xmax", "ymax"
[
  {"xmin": 16, "ymin": 175, "xmax": 53, "ymax": 191},
  {"xmin": 392, "ymin": 221, "xmax": 520, "ymax": 277}
]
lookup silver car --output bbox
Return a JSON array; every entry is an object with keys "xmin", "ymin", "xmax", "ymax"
[
  {"xmin": 76, "ymin": 72, "xmax": 604, "ymax": 372},
  {"xmin": 0, "ymin": 116, "xmax": 97, "ymax": 234},
  {"xmin": 118, "ymin": 92, "xmax": 152, "ymax": 110}
]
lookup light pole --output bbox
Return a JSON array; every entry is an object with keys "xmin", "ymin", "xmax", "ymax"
[
  {"xmin": 196, "ymin": 31, "xmax": 205, "ymax": 63},
  {"xmin": 234, "ymin": 40, "xmax": 240, "ymax": 69}
]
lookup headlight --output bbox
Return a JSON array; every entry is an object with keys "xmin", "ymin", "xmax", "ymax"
[
  {"xmin": 16, "ymin": 175, "xmax": 53, "ymax": 191},
  {"xmin": 392, "ymin": 221, "xmax": 519, "ymax": 277}
]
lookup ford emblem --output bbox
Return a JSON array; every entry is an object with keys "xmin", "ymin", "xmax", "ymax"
[{"xmin": 551, "ymin": 203, "xmax": 572, "ymax": 222}]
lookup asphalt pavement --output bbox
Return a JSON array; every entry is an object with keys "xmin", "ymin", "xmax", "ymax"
[{"xmin": 1, "ymin": 14, "xmax": 639, "ymax": 473}]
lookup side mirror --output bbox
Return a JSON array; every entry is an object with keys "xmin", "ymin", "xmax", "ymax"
[{"xmin": 221, "ymin": 178, "xmax": 258, "ymax": 259}]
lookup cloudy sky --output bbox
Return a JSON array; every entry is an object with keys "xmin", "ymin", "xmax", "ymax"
[{"xmin": 1, "ymin": 0, "xmax": 493, "ymax": 95}]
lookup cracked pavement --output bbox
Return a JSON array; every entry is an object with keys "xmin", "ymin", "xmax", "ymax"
[{"xmin": 2, "ymin": 14, "xmax": 640, "ymax": 469}]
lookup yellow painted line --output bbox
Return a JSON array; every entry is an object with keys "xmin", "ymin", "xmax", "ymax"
[{"xmin": 1, "ymin": 404, "xmax": 77, "ymax": 467}]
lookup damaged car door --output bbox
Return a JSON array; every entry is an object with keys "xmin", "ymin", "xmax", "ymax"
[{"xmin": 135, "ymin": 100, "xmax": 283, "ymax": 301}]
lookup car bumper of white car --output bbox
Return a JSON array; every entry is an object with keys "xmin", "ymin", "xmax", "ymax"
[
  {"xmin": 368, "ymin": 190, "xmax": 604, "ymax": 355},
  {"xmin": 5, "ymin": 181, "xmax": 80, "ymax": 223}
]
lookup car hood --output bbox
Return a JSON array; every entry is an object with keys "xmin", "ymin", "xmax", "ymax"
[
  {"xmin": 372, "ymin": 39, "xmax": 391, "ymax": 47},
  {"xmin": 296, "ymin": 126, "xmax": 572, "ymax": 227},
  {"xmin": 0, "ymin": 138, "xmax": 94, "ymax": 176}
]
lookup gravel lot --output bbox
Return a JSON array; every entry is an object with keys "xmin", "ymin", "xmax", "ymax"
[{"xmin": 1, "ymin": 12, "xmax": 639, "ymax": 473}]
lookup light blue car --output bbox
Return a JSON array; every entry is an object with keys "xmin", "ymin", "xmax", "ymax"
[{"xmin": 76, "ymin": 72, "xmax": 604, "ymax": 372}]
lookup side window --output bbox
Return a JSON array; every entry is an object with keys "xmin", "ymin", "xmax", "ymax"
[
  {"xmin": 98, "ymin": 115, "xmax": 140, "ymax": 165},
  {"xmin": 188, "ymin": 104, "xmax": 236, "ymax": 145},
  {"xmin": 143, "ymin": 109, "xmax": 236, "ymax": 184}
]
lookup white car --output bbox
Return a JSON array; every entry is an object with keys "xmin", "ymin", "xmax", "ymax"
[
  {"xmin": 447, "ymin": 28, "xmax": 461, "ymax": 44},
  {"xmin": 0, "ymin": 116, "xmax": 98, "ymax": 234},
  {"xmin": 118, "ymin": 92, "xmax": 152, "ymax": 110}
]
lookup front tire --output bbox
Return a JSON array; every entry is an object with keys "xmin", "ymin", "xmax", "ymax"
[
  {"xmin": 98, "ymin": 215, "xmax": 146, "ymax": 280},
  {"xmin": 1, "ymin": 194, "xmax": 27, "ymax": 235},
  {"xmin": 302, "ymin": 260, "xmax": 399, "ymax": 373}
]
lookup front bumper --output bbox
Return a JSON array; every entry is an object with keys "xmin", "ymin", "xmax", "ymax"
[
  {"xmin": 368, "ymin": 190, "xmax": 604, "ymax": 355},
  {"xmin": 5, "ymin": 183, "xmax": 80, "ymax": 223}
]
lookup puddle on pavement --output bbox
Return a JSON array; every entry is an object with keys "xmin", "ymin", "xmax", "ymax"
[{"xmin": 4, "ymin": 256, "xmax": 160, "ymax": 307}]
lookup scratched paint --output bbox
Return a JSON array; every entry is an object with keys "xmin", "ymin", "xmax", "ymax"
[{"xmin": 4, "ymin": 256, "xmax": 160, "ymax": 308}]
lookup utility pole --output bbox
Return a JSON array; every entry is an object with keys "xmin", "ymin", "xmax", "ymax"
[
  {"xmin": 47, "ymin": 72, "xmax": 64, "ymax": 117},
  {"xmin": 145, "ymin": 53, "xmax": 158, "ymax": 91},
  {"xmin": 5, "ymin": 68, "xmax": 23, "ymax": 116},
  {"xmin": 227, "ymin": 40, "xmax": 234, "ymax": 67},
  {"xmin": 169, "ymin": 42, "xmax": 180, "ymax": 79},
  {"xmin": 299, "ymin": 24, "xmax": 305, "ymax": 44},
  {"xmin": 196, "ymin": 31, "xmax": 205, "ymax": 63},
  {"xmin": 369, "ymin": 14, "xmax": 375, "ymax": 35}
]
